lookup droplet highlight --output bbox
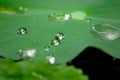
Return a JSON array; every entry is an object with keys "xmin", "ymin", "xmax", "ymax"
[
  {"xmin": 18, "ymin": 28, "xmax": 27, "ymax": 35},
  {"xmin": 55, "ymin": 32, "xmax": 65, "ymax": 40},
  {"xmin": 91, "ymin": 24, "xmax": 120, "ymax": 40},
  {"xmin": 18, "ymin": 49, "xmax": 37, "ymax": 58},
  {"xmin": 46, "ymin": 55, "xmax": 56, "ymax": 64},
  {"xmin": 48, "ymin": 13, "xmax": 71, "ymax": 21},
  {"xmin": 51, "ymin": 39, "xmax": 60, "ymax": 46}
]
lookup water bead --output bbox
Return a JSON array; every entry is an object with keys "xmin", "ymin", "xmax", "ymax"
[
  {"xmin": 91, "ymin": 24, "xmax": 120, "ymax": 40},
  {"xmin": 18, "ymin": 49, "xmax": 37, "ymax": 58}
]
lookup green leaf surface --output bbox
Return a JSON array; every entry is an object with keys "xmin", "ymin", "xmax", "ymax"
[{"xmin": 0, "ymin": 0, "xmax": 120, "ymax": 63}]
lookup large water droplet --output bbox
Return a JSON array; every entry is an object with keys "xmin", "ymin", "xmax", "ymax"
[
  {"xmin": 48, "ymin": 13, "xmax": 71, "ymax": 21},
  {"xmin": 18, "ymin": 28, "xmax": 27, "ymax": 35},
  {"xmin": 18, "ymin": 49, "xmax": 37, "ymax": 58},
  {"xmin": 55, "ymin": 32, "xmax": 65, "ymax": 40},
  {"xmin": 91, "ymin": 24, "xmax": 120, "ymax": 40},
  {"xmin": 51, "ymin": 39, "xmax": 60, "ymax": 46},
  {"xmin": 44, "ymin": 46, "xmax": 50, "ymax": 52},
  {"xmin": 46, "ymin": 55, "xmax": 55, "ymax": 64}
]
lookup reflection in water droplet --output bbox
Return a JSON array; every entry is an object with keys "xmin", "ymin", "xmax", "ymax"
[
  {"xmin": 51, "ymin": 39, "xmax": 60, "ymax": 46},
  {"xmin": 44, "ymin": 46, "xmax": 50, "ymax": 52},
  {"xmin": 48, "ymin": 13, "xmax": 71, "ymax": 21},
  {"xmin": 91, "ymin": 24, "xmax": 120, "ymax": 40},
  {"xmin": 55, "ymin": 32, "xmax": 65, "ymax": 40},
  {"xmin": 46, "ymin": 55, "xmax": 55, "ymax": 64},
  {"xmin": 18, "ymin": 28, "xmax": 27, "ymax": 35},
  {"xmin": 18, "ymin": 49, "xmax": 37, "ymax": 58}
]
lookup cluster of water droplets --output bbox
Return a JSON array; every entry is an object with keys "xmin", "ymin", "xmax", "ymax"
[
  {"xmin": 1, "ymin": 5, "xmax": 120, "ymax": 64},
  {"xmin": 51, "ymin": 32, "xmax": 65, "ymax": 46},
  {"xmin": 43, "ymin": 32, "xmax": 65, "ymax": 64},
  {"xmin": 48, "ymin": 13, "xmax": 71, "ymax": 21}
]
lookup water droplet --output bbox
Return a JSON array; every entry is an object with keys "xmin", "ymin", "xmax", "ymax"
[
  {"xmin": 46, "ymin": 55, "xmax": 55, "ymax": 64},
  {"xmin": 51, "ymin": 39, "xmax": 60, "ymax": 46},
  {"xmin": 18, "ymin": 6, "xmax": 27, "ymax": 13},
  {"xmin": 55, "ymin": 32, "xmax": 65, "ymax": 40},
  {"xmin": 18, "ymin": 28, "xmax": 27, "ymax": 35},
  {"xmin": 44, "ymin": 46, "xmax": 50, "ymax": 52},
  {"xmin": 18, "ymin": 49, "xmax": 37, "ymax": 58},
  {"xmin": 64, "ymin": 14, "xmax": 71, "ymax": 20},
  {"xmin": 91, "ymin": 24, "xmax": 120, "ymax": 40},
  {"xmin": 85, "ymin": 18, "xmax": 92, "ymax": 23},
  {"xmin": 48, "ymin": 13, "xmax": 71, "ymax": 21}
]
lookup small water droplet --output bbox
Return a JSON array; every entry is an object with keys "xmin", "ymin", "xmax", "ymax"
[
  {"xmin": 18, "ymin": 49, "xmax": 37, "ymax": 58},
  {"xmin": 51, "ymin": 39, "xmax": 60, "ymax": 46},
  {"xmin": 44, "ymin": 46, "xmax": 50, "ymax": 52},
  {"xmin": 55, "ymin": 32, "xmax": 65, "ymax": 40},
  {"xmin": 85, "ymin": 18, "xmax": 92, "ymax": 23},
  {"xmin": 48, "ymin": 13, "xmax": 71, "ymax": 21},
  {"xmin": 18, "ymin": 28, "xmax": 27, "ymax": 35},
  {"xmin": 18, "ymin": 6, "xmax": 27, "ymax": 13},
  {"xmin": 91, "ymin": 24, "xmax": 120, "ymax": 40},
  {"xmin": 64, "ymin": 14, "xmax": 71, "ymax": 20},
  {"xmin": 46, "ymin": 55, "xmax": 55, "ymax": 64}
]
